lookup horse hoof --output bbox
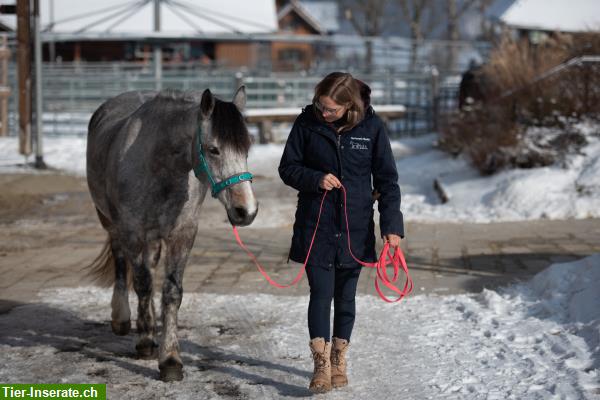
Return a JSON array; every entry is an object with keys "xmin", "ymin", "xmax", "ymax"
[
  {"xmin": 135, "ymin": 338, "xmax": 158, "ymax": 359},
  {"xmin": 159, "ymin": 358, "xmax": 184, "ymax": 382},
  {"xmin": 111, "ymin": 320, "xmax": 131, "ymax": 336}
]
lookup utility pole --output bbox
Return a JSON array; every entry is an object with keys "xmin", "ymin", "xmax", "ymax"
[
  {"xmin": 154, "ymin": 0, "xmax": 162, "ymax": 90},
  {"xmin": 0, "ymin": 35, "xmax": 10, "ymax": 136},
  {"xmin": 17, "ymin": 0, "xmax": 32, "ymax": 156},
  {"xmin": 49, "ymin": 0, "xmax": 55, "ymax": 62}
]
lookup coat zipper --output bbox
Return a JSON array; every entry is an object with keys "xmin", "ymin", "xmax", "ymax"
[{"xmin": 335, "ymin": 134, "xmax": 344, "ymax": 232}]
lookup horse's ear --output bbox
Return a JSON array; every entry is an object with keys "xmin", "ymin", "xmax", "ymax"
[
  {"xmin": 200, "ymin": 89, "xmax": 215, "ymax": 118},
  {"xmin": 232, "ymin": 85, "xmax": 246, "ymax": 112}
]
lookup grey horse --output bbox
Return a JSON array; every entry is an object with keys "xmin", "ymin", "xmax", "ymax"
[{"xmin": 86, "ymin": 87, "xmax": 257, "ymax": 381}]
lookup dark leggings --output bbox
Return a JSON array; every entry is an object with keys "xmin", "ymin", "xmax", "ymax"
[{"xmin": 305, "ymin": 264, "xmax": 362, "ymax": 342}]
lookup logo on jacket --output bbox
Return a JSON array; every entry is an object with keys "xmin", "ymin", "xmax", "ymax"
[{"xmin": 350, "ymin": 140, "xmax": 368, "ymax": 150}]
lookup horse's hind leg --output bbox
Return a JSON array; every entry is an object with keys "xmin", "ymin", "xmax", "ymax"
[
  {"xmin": 93, "ymin": 209, "xmax": 131, "ymax": 336},
  {"xmin": 130, "ymin": 240, "xmax": 162, "ymax": 359},
  {"xmin": 111, "ymin": 241, "xmax": 131, "ymax": 336},
  {"xmin": 159, "ymin": 227, "xmax": 196, "ymax": 382}
]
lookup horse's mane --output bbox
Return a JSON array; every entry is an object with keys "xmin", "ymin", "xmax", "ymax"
[
  {"xmin": 155, "ymin": 90, "xmax": 251, "ymax": 154},
  {"xmin": 211, "ymin": 98, "xmax": 251, "ymax": 154}
]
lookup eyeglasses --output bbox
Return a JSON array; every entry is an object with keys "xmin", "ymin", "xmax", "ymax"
[{"xmin": 314, "ymin": 101, "xmax": 343, "ymax": 116}]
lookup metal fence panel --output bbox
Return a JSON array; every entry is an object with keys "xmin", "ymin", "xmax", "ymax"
[{"xmin": 5, "ymin": 62, "xmax": 460, "ymax": 137}]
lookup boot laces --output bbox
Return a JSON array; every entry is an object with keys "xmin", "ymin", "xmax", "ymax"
[
  {"xmin": 313, "ymin": 352, "xmax": 328, "ymax": 373},
  {"xmin": 331, "ymin": 349, "xmax": 345, "ymax": 367}
]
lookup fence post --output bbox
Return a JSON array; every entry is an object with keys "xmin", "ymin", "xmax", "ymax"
[
  {"xmin": 430, "ymin": 66, "xmax": 439, "ymax": 132},
  {"xmin": 583, "ymin": 63, "xmax": 590, "ymax": 115},
  {"xmin": 386, "ymin": 69, "xmax": 393, "ymax": 104}
]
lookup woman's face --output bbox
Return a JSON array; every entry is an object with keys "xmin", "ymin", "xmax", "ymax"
[{"xmin": 315, "ymin": 96, "xmax": 346, "ymax": 123}]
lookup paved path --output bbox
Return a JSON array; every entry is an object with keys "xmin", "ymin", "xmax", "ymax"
[{"xmin": 1, "ymin": 173, "xmax": 599, "ymax": 313}]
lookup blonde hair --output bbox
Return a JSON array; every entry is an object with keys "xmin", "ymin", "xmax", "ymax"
[{"xmin": 312, "ymin": 72, "xmax": 365, "ymax": 132}]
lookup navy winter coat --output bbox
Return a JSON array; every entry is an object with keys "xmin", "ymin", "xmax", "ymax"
[{"xmin": 278, "ymin": 104, "xmax": 404, "ymax": 269}]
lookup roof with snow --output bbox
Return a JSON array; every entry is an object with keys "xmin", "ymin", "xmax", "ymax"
[
  {"xmin": 277, "ymin": 0, "xmax": 339, "ymax": 35},
  {"xmin": 500, "ymin": 0, "xmax": 600, "ymax": 33},
  {"xmin": 0, "ymin": 0, "xmax": 278, "ymax": 38}
]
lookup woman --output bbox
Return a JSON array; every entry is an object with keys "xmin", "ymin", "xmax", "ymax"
[{"xmin": 278, "ymin": 72, "xmax": 404, "ymax": 393}]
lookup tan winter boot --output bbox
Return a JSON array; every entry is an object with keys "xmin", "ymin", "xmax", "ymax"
[
  {"xmin": 330, "ymin": 337, "xmax": 350, "ymax": 388},
  {"xmin": 309, "ymin": 338, "xmax": 332, "ymax": 393}
]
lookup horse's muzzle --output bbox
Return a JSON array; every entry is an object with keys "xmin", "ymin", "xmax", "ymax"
[{"xmin": 227, "ymin": 204, "xmax": 258, "ymax": 227}]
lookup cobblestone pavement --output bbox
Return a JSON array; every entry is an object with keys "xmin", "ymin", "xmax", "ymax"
[{"xmin": 1, "ymin": 173, "xmax": 599, "ymax": 313}]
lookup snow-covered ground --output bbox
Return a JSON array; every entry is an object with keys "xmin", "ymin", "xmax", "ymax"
[
  {"xmin": 398, "ymin": 120, "xmax": 600, "ymax": 222},
  {"xmin": 1, "ymin": 126, "xmax": 599, "ymax": 398},
  {"xmin": 1, "ymin": 119, "xmax": 599, "ymax": 224},
  {"xmin": 0, "ymin": 255, "xmax": 598, "ymax": 399}
]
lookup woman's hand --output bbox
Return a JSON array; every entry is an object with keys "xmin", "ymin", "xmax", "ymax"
[
  {"xmin": 384, "ymin": 234, "xmax": 401, "ymax": 248},
  {"xmin": 319, "ymin": 173, "xmax": 341, "ymax": 191}
]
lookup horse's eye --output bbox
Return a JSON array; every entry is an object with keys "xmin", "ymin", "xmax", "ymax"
[{"xmin": 208, "ymin": 146, "xmax": 220, "ymax": 156}]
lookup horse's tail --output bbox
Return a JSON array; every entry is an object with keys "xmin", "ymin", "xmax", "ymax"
[{"xmin": 85, "ymin": 237, "xmax": 132, "ymax": 288}]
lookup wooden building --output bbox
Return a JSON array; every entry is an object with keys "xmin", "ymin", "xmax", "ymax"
[{"xmin": 273, "ymin": 0, "xmax": 338, "ymax": 71}]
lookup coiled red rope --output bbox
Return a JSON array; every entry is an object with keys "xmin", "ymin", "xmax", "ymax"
[{"xmin": 232, "ymin": 184, "xmax": 413, "ymax": 302}]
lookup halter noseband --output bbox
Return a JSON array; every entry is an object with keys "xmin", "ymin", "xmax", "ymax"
[{"xmin": 193, "ymin": 124, "xmax": 253, "ymax": 198}]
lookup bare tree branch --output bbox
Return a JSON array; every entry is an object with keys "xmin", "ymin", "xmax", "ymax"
[
  {"xmin": 395, "ymin": 0, "xmax": 443, "ymax": 70},
  {"xmin": 339, "ymin": 0, "xmax": 390, "ymax": 72},
  {"xmin": 457, "ymin": 0, "xmax": 478, "ymax": 18}
]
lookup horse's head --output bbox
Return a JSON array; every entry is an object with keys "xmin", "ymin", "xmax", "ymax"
[{"xmin": 193, "ymin": 87, "xmax": 258, "ymax": 226}]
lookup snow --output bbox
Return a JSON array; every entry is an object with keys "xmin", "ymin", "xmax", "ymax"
[
  {"xmin": 297, "ymin": 1, "xmax": 339, "ymax": 33},
  {"xmin": 396, "ymin": 123, "xmax": 600, "ymax": 222},
  {"xmin": 500, "ymin": 0, "xmax": 600, "ymax": 33},
  {"xmin": 1, "ymin": 119, "xmax": 600, "ymax": 224},
  {"xmin": 278, "ymin": 1, "xmax": 340, "ymax": 34},
  {"xmin": 0, "ymin": 255, "xmax": 598, "ymax": 398},
  {"xmin": 1, "ymin": 116, "xmax": 599, "ymax": 398},
  {"xmin": 0, "ymin": 136, "xmax": 88, "ymax": 176}
]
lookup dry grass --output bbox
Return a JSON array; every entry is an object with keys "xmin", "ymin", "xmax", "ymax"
[
  {"xmin": 439, "ymin": 104, "xmax": 519, "ymax": 174},
  {"xmin": 481, "ymin": 34, "xmax": 570, "ymax": 95},
  {"xmin": 440, "ymin": 31, "xmax": 600, "ymax": 174}
]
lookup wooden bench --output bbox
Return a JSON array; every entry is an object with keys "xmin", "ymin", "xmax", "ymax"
[{"xmin": 245, "ymin": 105, "xmax": 406, "ymax": 143}]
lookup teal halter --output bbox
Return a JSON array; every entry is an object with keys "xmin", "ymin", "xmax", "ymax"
[{"xmin": 193, "ymin": 124, "xmax": 253, "ymax": 198}]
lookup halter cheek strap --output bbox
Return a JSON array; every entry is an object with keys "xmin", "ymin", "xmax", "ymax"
[{"xmin": 193, "ymin": 125, "xmax": 253, "ymax": 198}]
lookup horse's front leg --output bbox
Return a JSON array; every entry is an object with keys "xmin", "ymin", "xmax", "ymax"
[
  {"xmin": 130, "ymin": 240, "xmax": 162, "ymax": 359},
  {"xmin": 159, "ymin": 226, "xmax": 196, "ymax": 382}
]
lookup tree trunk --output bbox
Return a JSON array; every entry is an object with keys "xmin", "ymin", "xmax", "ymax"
[
  {"xmin": 409, "ymin": 20, "xmax": 423, "ymax": 72},
  {"xmin": 447, "ymin": 0, "xmax": 459, "ymax": 72},
  {"xmin": 365, "ymin": 38, "xmax": 373, "ymax": 73}
]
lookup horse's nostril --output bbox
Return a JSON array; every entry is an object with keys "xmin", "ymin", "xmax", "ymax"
[{"xmin": 234, "ymin": 207, "xmax": 247, "ymax": 219}]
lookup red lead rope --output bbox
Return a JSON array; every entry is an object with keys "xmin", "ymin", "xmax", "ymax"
[{"xmin": 232, "ymin": 184, "xmax": 413, "ymax": 303}]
